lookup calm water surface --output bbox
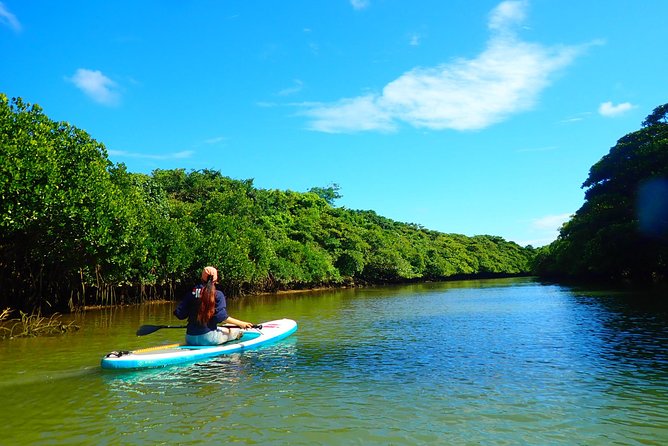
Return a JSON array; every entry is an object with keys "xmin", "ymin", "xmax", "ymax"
[{"xmin": 1, "ymin": 278, "xmax": 668, "ymax": 445}]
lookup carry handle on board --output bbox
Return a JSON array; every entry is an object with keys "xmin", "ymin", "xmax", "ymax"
[{"xmin": 136, "ymin": 324, "xmax": 263, "ymax": 336}]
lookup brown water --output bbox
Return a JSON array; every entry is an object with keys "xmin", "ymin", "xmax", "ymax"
[{"xmin": 1, "ymin": 278, "xmax": 668, "ymax": 444}]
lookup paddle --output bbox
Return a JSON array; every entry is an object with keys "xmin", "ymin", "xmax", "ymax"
[{"xmin": 136, "ymin": 324, "xmax": 262, "ymax": 336}]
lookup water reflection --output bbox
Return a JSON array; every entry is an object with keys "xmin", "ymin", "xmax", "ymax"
[
  {"xmin": 2, "ymin": 278, "xmax": 668, "ymax": 444},
  {"xmin": 103, "ymin": 340, "xmax": 298, "ymax": 387},
  {"xmin": 569, "ymin": 290, "xmax": 668, "ymax": 374}
]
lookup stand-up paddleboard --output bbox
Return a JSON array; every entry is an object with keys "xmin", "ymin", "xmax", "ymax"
[{"xmin": 101, "ymin": 318, "xmax": 297, "ymax": 370}]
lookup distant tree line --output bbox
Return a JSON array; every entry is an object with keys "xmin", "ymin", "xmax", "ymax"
[
  {"xmin": 533, "ymin": 104, "xmax": 668, "ymax": 285},
  {"xmin": 0, "ymin": 94, "xmax": 534, "ymax": 313}
]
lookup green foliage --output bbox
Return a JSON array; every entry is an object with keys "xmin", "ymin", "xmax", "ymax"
[
  {"xmin": 308, "ymin": 183, "xmax": 342, "ymax": 206},
  {"xmin": 0, "ymin": 94, "xmax": 131, "ymax": 309},
  {"xmin": 535, "ymin": 103, "xmax": 668, "ymax": 283},
  {"xmin": 0, "ymin": 94, "xmax": 536, "ymax": 312}
]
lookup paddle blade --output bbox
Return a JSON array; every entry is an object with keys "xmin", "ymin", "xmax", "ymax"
[
  {"xmin": 136, "ymin": 324, "xmax": 187, "ymax": 336},
  {"xmin": 136, "ymin": 325, "xmax": 165, "ymax": 336}
]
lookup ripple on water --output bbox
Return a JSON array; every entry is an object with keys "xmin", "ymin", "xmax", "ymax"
[{"xmin": 3, "ymin": 280, "xmax": 668, "ymax": 444}]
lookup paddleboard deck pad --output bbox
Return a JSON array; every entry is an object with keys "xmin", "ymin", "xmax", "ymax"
[{"xmin": 101, "ymin": 318, "xmax": 297, "ymax": 370}]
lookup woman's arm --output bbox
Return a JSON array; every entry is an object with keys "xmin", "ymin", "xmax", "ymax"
[{"xmin": 223, "ymin": 316, "xmax": 254, "ymax": 329}]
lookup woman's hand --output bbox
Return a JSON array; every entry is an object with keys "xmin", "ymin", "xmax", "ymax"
[{"xmin": 237, "ymin": 320, "xmax": 255, "ymax": 329}]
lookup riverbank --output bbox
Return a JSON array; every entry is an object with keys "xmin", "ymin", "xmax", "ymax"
[{"xmin": 0, "ymin": 309, "xmax": 79, "ymax": 340}]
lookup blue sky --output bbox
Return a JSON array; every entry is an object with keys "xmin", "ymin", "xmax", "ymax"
[{"xmin": 2, "ymin": 1, "xmax": 666, "ymax": 246}]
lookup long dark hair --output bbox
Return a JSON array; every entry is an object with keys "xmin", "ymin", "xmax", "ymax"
[{"xmin": 197, "ymin": 274, "xmax": 216, "ymax": 325}]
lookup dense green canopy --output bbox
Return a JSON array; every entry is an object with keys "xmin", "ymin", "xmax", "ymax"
[
  {"xmin": 534, "ymin": 104, "xmax": 668, "ymax": 284},
  {"xmin": 0, "ymin": 94, "xmax": 534, "ymax": 312}
]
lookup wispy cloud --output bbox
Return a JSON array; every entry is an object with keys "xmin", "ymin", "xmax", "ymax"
[
  {"xmin": 203, "ymin": 136, "xmax": 227, "ymax": 145},
  {"xmin": 67, "ymin": 68, "xmax": 120, "ymax": 106},
  {"xmin": 303, "ymin": 0, "xmax": 588, "ymax": 133},
  {"xmin": 515, "ymin": 145, "xmax": 557, "ymax": 153},
  {"xmin": 108, "ymin": 150, "xmax": 194, "ymax": 160},
  {"xmin": 558, "ymin": 111, "xmax": 593, "ymax": 124},
  {"xmin": 515, "ymin": 212, "xmax": 571, "ymax": 246},
  {"xmin": 532, "ymin": 213, "xmax": 571, "ymax": 231},
  {"xmin": 0, "ymin": 2, "xmax": 21, "ymax": 32},
  {"xmin": 598, "ymin": 101, "xmax": 634, "ymax": 117},
  {"xmin": 408, "ymin": 33, "xmax": 422, "ymax": 46},
  {"xmin": 350, "ymin": 0, "xmax": 369, "ymax": 10},
  {"xmin": 278, "ymin": 79, "xmax": 304, "ymax": 96}
]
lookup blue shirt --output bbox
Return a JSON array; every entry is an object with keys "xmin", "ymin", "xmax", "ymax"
[{"xmin": 173, "ymin": 284, "xmax": 229, "ymax": 335}]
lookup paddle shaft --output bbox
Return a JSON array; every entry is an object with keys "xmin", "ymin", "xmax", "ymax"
[{"xmin": 136, "ymin": 323, "xmax": 262, "ymax": 336}]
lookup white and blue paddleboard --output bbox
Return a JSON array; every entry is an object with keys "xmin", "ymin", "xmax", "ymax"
[{"xmin": 101, "ymin": 318, "xmax": 297, "ymax": 370}]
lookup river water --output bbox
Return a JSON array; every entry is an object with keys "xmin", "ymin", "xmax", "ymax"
[{"xmin": 1, "ymin": 278, "xmax": 667, "ymax": 445}]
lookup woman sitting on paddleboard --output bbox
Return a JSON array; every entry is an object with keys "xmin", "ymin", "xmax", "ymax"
[{"xmin": 174, "ymin": 266, "xmax": 255, "ymax": 346}]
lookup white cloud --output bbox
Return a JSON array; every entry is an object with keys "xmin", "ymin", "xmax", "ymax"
[
  {"xmin": 305, "ymin": 95, "xmax": 395, "ymax": 133},
  {"xmin": 0, "ymin": 2, "xmax": 21, "ymax": 32},
  {"xmin": 598, "ymin": 101, "xmax": 634, "ymax": 117},
  {"xmin": 350, "ymin": 0, "xmax": 369, "ymax": 10},
  {"xmin": 303, "ymin": 0, "xmax": 586, "ymax": 133},
  {"xmin": 67, "ymin": 68, "xmax": 120, "ymax": 106},
  {"xmin": 488, "ymin": 0, "xmax": 527, "ymax": 32}
]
